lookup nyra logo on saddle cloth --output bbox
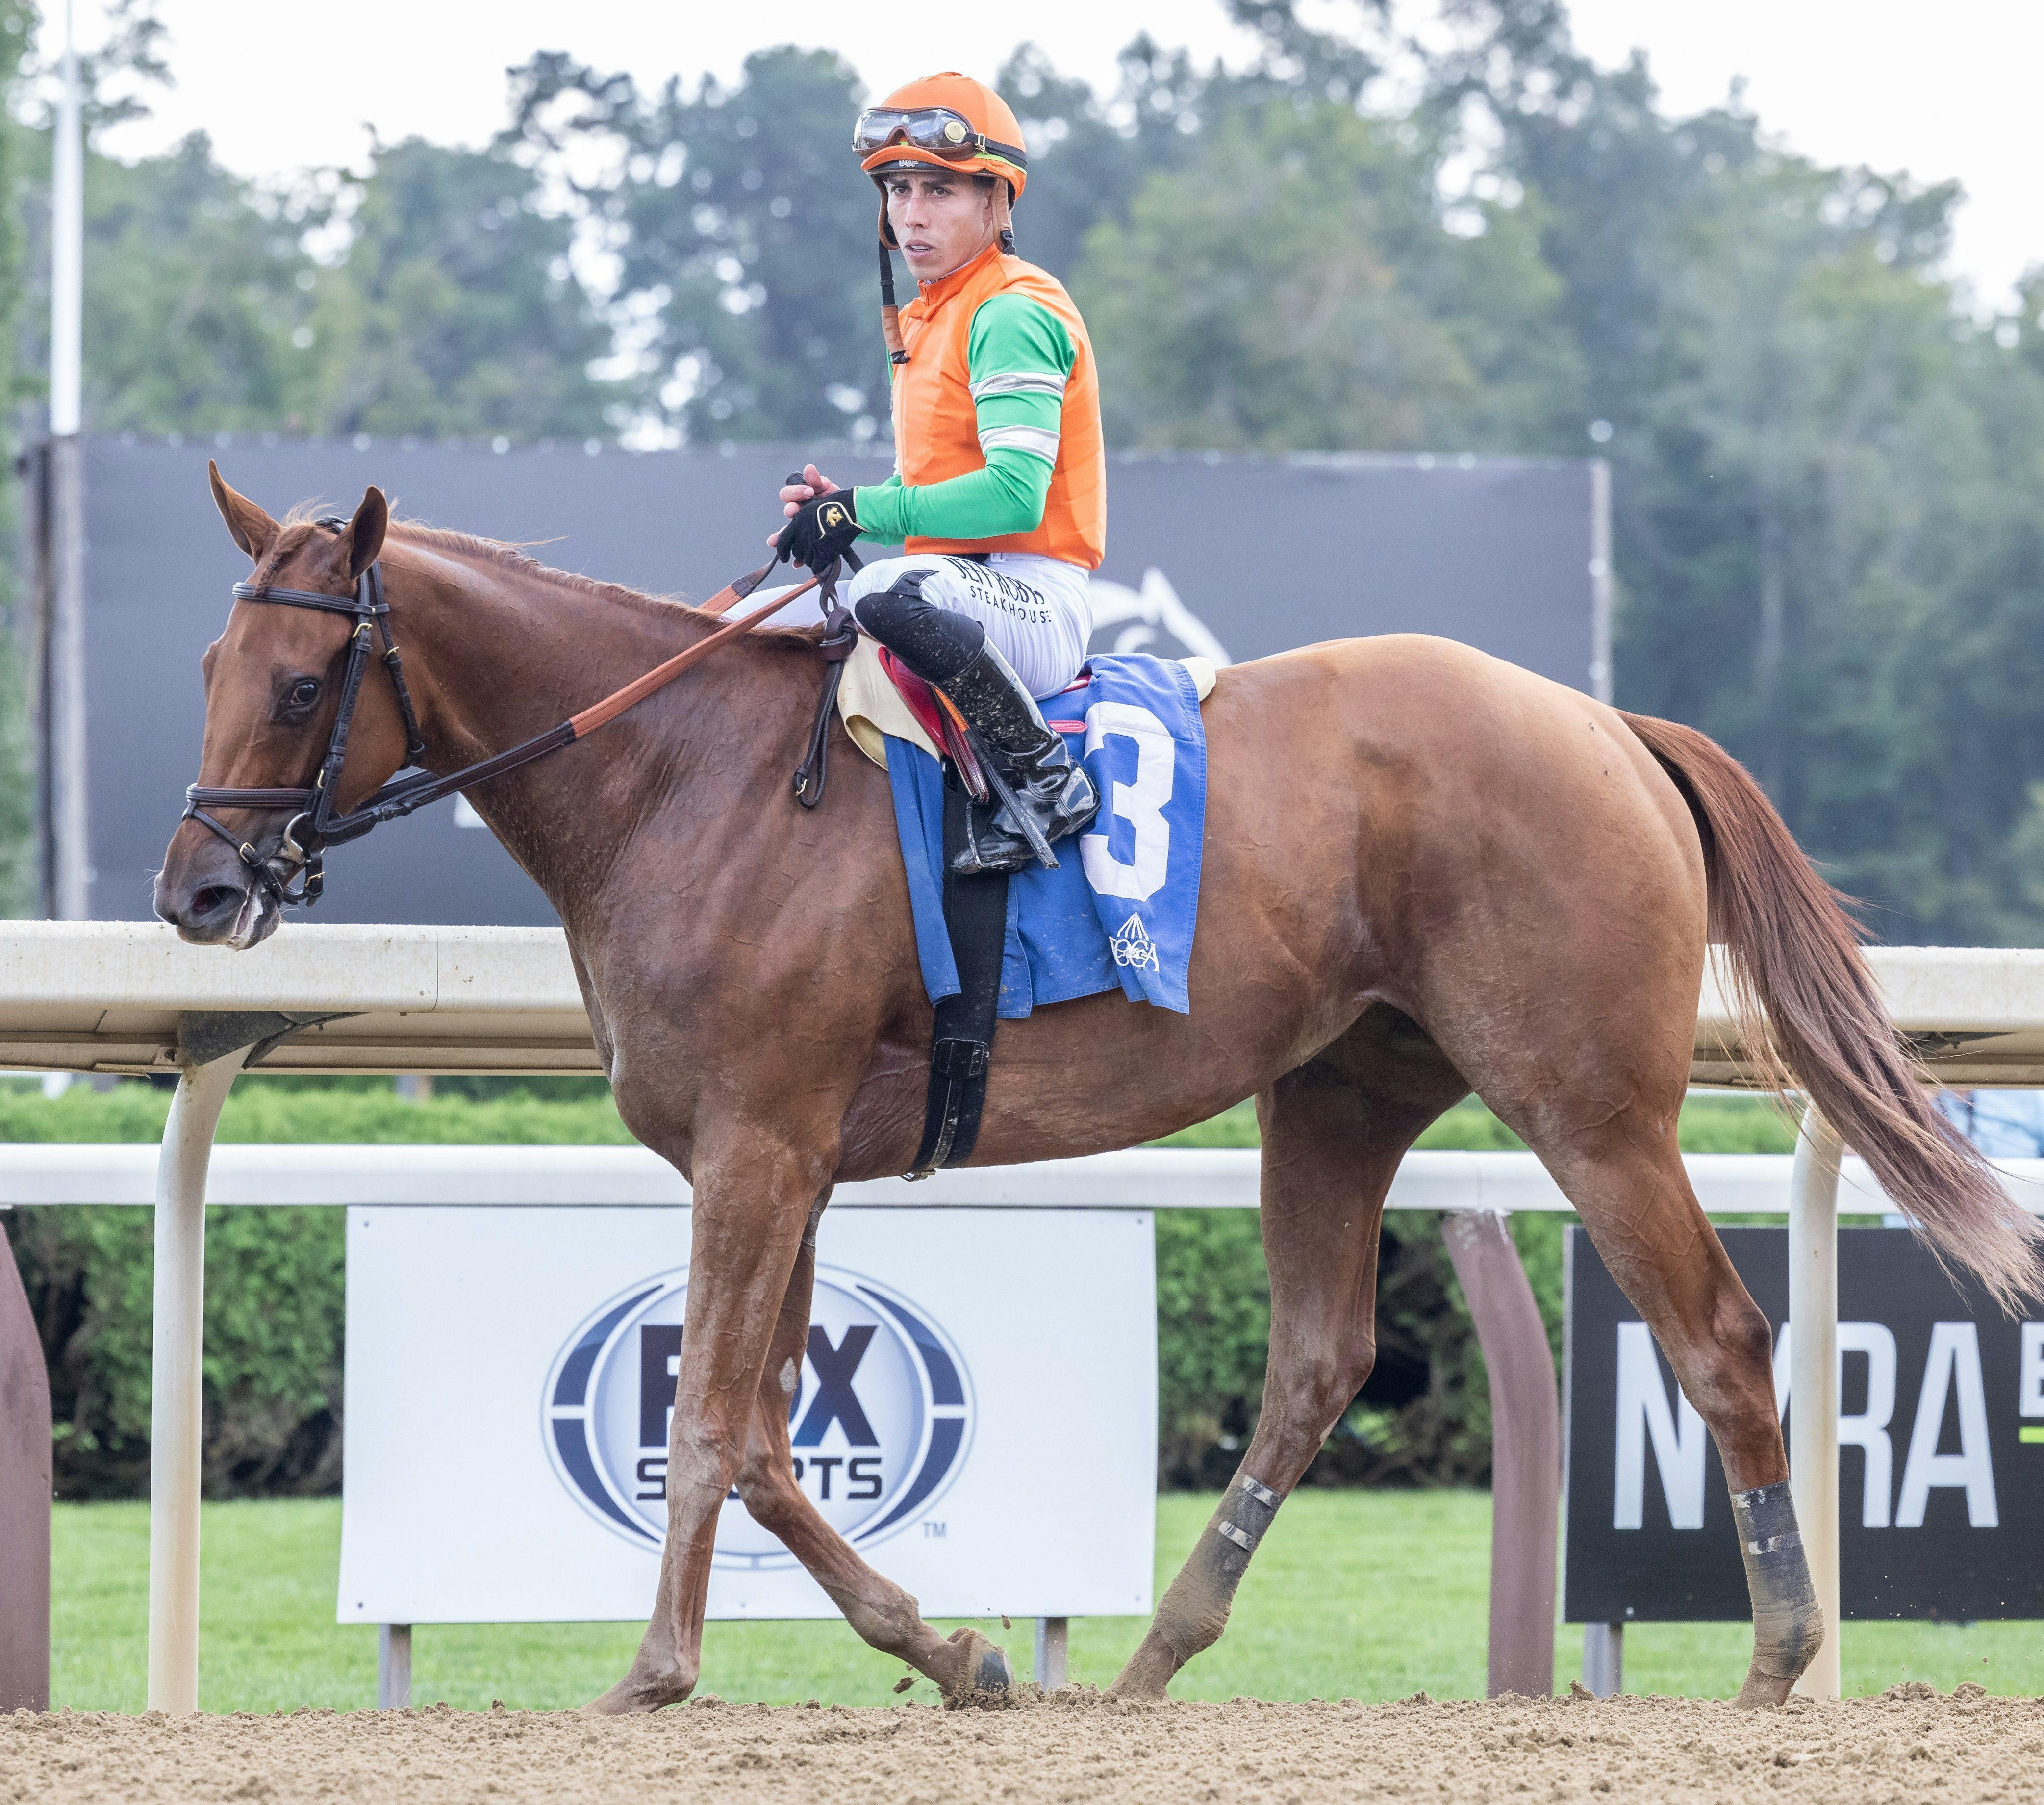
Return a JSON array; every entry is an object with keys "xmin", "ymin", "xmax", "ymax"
[
  {"xmin": 1110, "ymin": 913, "xmax": 1160, "ymax": 971},
  {"xmin": 544, "ymin": 1266, "xmax": 973, "ymax": 1565}
]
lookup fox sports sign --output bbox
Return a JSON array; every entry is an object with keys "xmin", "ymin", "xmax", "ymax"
[{"xmin": 544, "ymin": 1264, "xmax": 973, "ymax": 1566}]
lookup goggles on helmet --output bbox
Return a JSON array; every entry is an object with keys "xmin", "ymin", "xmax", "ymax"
[{"xmin": 853, "ymin": 106, "xmax": 1027, "ymax": 171}]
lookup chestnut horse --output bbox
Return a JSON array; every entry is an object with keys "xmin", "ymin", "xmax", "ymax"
[{"xmin": 157, "ymin": 471, "xmax": 2038, "ymax": 1712}]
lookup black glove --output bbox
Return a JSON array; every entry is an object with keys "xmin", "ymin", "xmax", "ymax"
[{"xmin": 778, "ymin": 488, "xmax": 862, "ymax": 571}]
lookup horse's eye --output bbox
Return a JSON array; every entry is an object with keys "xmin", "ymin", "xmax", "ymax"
[{"xmin": 290, "ymin": 679, "xmax": 320, "ymax": 707}]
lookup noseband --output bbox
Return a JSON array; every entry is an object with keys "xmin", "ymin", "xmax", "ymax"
[{"xmin": 180, "ymin": 523, "xmax": 834, "ymax": 911}]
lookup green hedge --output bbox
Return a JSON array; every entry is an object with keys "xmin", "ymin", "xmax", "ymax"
[{"xmin": 0, "ymin": 1080, "xmax": 1793, "ymax": 1498}]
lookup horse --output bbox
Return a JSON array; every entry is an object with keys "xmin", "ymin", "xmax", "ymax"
[{"xmin": 156, "ymin": 468, "xmax": 2040, "ymax": 1712}]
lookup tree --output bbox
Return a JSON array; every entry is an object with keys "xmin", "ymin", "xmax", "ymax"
[
  {"xmin": 995, "ymin": 38, "xmax": 1209, "ymax": 285},
  {"xmin": 18, "ymin": 127, "xmax": 620, "ymax": 445},
  {"xmin": 509, "ymin": 46, "xmax": 883, "ymax": 444},
  {"xmin": 997, "ymin": 3, "xmax": 1393, "ymax": 286},
  {"xmin": 303, "ymin": 135, "xmax": 619, "ymax": 442},
  {"xmin": 73, "ymin": 132, "xmax": 319, "ymax": 434},
  {"xmin": 1431, "ymin": 0, "xmax": 2044, "ymax": 942},
  {"xmin": 1072, "ymin": 100, "xmax": 1581, "ymax": 453}
]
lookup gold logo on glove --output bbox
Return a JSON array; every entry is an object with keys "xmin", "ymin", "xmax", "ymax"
[{"xmin": 819, "ymin": 502, "xmax": 850, "ymax": 532}]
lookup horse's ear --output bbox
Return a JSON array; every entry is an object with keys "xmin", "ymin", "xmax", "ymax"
[
  {"xmin": 347, "ymin": 486, "xmax": 388, "ymax": 581},
  {"xmin": 208, "ymin": 460, "xmax": 278, "ymax": 560}
]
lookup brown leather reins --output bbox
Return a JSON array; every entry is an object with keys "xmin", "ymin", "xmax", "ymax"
[{"xmin": 183, "ymin": 525, "xmax": 827, "ymax": 908}]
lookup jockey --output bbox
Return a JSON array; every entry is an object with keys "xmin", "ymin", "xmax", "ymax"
[{"xmin": 775, "ymin": 71, "xmax": 1104, "ymax": 876}]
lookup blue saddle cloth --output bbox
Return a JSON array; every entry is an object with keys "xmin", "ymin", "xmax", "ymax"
[{"xmin": 884, "ymin": 653, "xmax": 1208, "ymax": 1018}]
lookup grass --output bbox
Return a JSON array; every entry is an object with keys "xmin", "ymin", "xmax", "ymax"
[
  {"xmin": 1, "ymin": 1076, "xmax": 1797, "ymax": 1154},
  {"xmin": 52, "ymin": 1492, "xmax": 2039, "ymax": 1712},
  {"xmin": 0, "ymin": 1075, "xmax": 637, "ymax": 1146}
]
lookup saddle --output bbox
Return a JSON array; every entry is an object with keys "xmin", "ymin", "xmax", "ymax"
[{"xmin": 877, "ymin": 651, "xmax": 992, "ymax": 803}]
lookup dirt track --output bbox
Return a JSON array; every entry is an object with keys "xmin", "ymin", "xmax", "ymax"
[{"xmin": 7, "ymin": 1685, "xmax": 2042, "ymax": 1804}]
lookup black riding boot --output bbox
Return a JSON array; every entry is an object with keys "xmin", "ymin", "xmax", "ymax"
[
  {"xmin": 939, "ymin": 639, "xmax": 1100, "ymax": 875},
  {"xmin": 853, "ymin": 570, "xmax": 1098, "ymax": 875}
]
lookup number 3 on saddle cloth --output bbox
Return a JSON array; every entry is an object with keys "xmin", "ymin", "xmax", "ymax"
[{"xmin": 841, "ymin": 646, "xmax": 1212, "ymax": 1175}]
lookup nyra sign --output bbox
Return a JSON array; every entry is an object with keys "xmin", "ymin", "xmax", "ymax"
[
  {"xmin": 544, "ymin": 1265, "xmax": 972, "ymax": 1566},
  {"xmin": 1563, "ymin": 1226, "xmax": 2044, "ymax": 1624},
  {"xmin": 338, "ymin": 1205, "xmax": 1155, "ymax": 1626}
]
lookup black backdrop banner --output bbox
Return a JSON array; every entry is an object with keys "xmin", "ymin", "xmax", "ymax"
[
  {"xmin": 81, "ymin": 437, "xmax": 1599, "ymax": 926},
  {"xmin": 1564, "ymin": 1225, "xmax": 2044, "ymax": 1623}
]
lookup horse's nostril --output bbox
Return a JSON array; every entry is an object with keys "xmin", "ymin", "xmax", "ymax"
[{"xmin": 188, "ymin": 884, "xmax": 244, "ymax": 922}]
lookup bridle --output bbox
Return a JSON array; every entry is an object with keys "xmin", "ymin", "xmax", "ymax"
[
  {"xmin": 181, "ymin": 518, "xmax": 835, "ymax": 910},
  {"xmin": 182, "ymin": 518, "xmax": 428, "ymax": 907}
]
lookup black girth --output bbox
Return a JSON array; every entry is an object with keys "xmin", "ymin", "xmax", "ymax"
[{"xmin": 905, "ymin": 772, "xmax": 1011, "ymax": 1177}]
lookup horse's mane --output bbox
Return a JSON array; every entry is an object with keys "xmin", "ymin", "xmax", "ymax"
[
  {"xmin": 282, "ymin": 504, "xmax": 823, "ymax": 647},
  {"xmin": 393, "ymin": 519, "xmax": 653, "ymax": 606}
]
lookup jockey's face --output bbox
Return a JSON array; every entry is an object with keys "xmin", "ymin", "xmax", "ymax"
[{"xmin": 884, "ymin": 170, "xmax": 998, "ymax": 282}]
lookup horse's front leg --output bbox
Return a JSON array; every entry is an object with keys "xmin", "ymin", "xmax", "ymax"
[
  {"xmin": 732, "ymin": 1200, "xmax": 1014, "ymax": 1702},
  {"xmin": 584, "ymin": 1129, "xmax": 824, "ymax": 1715}
]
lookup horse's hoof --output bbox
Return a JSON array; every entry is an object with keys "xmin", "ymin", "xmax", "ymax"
[
  {"xmin": 1731, "ymin": 1664, "xmax": 1798, "ymax": 1709},
  {"xmin": 1105, "ymin": 1631, "xmax": 1178, "ymax": 1701},
  {"xmin": 939, "ymin": 1627, "xmax": 1015, "ymax": 1707},
  {"xmin": 581, "ymin": 1663, "xmax": 695, "ymax": 1715}
]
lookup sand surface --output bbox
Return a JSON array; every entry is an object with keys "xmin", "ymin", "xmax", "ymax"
[{"xmin": 7, "ymin": 1684, "xmax": 2043, "ymax": 1804}]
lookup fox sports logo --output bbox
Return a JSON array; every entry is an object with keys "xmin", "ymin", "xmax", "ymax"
[{"xmin": 543, "ymin": 1265, "xmax": 973, "ymax": 1567}]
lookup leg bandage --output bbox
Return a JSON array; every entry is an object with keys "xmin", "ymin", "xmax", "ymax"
[
  {"xmin": 1151, "ymin": 1472, "xmax": 1283, "ymax": 1664},
  {"xmin": 1214, "ymin": 1474, "xmax": 1280, "ymax": 1560},
  {"xmin": 1731, "ymin": 1480, "xmax": 1824, "ymax": 1678}
]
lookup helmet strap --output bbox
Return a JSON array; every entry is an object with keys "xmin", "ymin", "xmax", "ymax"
[
  {"xmin": 993, "ymin": 180, "xmax": 1015, "ymax": 255},
  {"xmin": 876, "ymin": 237, "xmax": 908, "ymax": 366}
]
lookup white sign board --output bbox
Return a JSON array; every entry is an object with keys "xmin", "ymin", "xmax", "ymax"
[{"xmin": 338, "ymin": 1206, "xmax": 1156, "ymax": 1624}]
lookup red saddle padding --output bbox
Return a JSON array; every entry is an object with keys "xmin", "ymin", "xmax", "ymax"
[{"xmin": 877, "ymin": 647, "xmax": 989, "ymax": 799}]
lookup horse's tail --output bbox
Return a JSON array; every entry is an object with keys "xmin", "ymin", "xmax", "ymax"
[{"xmin": 1619, "ymin": 708, "xmax": 2043, "ymax": 1311}]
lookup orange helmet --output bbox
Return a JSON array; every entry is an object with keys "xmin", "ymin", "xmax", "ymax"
[
  {"xmin": 856, "ymin": 73, "xmax": 1029, "ymax": 364},
  {"xmin": 855, "ymin": 72, "xmax": 1028, "ymax": 205}
]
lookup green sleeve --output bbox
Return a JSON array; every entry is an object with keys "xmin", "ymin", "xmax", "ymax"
[{"xmin": 852, "ymin": 293, "xmax": 1075, "ymax": 543}]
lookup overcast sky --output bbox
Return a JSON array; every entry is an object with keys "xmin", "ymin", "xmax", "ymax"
[{"xmin": 63, "ymin": 0, "xmax": 2044, "ymax": 312}]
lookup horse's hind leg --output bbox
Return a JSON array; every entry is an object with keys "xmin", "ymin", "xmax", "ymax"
[
  {"xmin": 1110, "ymin": 1021, "xmax": 1467, "ymax": 1700},
  {"xmin": 731, "ymin": 1201, "xmax": 1011, "ymax": 1701},
  {"xmin": 1444, "ymin": 975, "xmax": 1821, "ymax": 1704},
  {"xmin": 1531, "ymin": 1121, "xmax": 1819, "ymax": 1704}
]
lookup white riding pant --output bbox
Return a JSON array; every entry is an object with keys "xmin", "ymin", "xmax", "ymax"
[{"xmin": 846, "ymin": 552, "xmax": 1092, "ymax": 700}]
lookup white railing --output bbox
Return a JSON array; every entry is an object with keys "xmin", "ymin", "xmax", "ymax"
[{"xmin": 5, "ymin": 1140, "xmax": 2041, "ymax": 1214}]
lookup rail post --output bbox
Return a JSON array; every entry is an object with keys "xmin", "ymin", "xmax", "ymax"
[
  {"xmin": 0, "ymin": 1217, "xmax": 52, "ymax": 1710},
  {"xmin": 1788, "ymin": 1107, "xmax": 1842, "ymax": 1700},
  {"xmin": 146, "ymin": 1047, "xmax": 248, "ymax": 1713},
  {"xmin": 1441, "ymin": 1207, "xmax": 1560, "ymax": 1698}
]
